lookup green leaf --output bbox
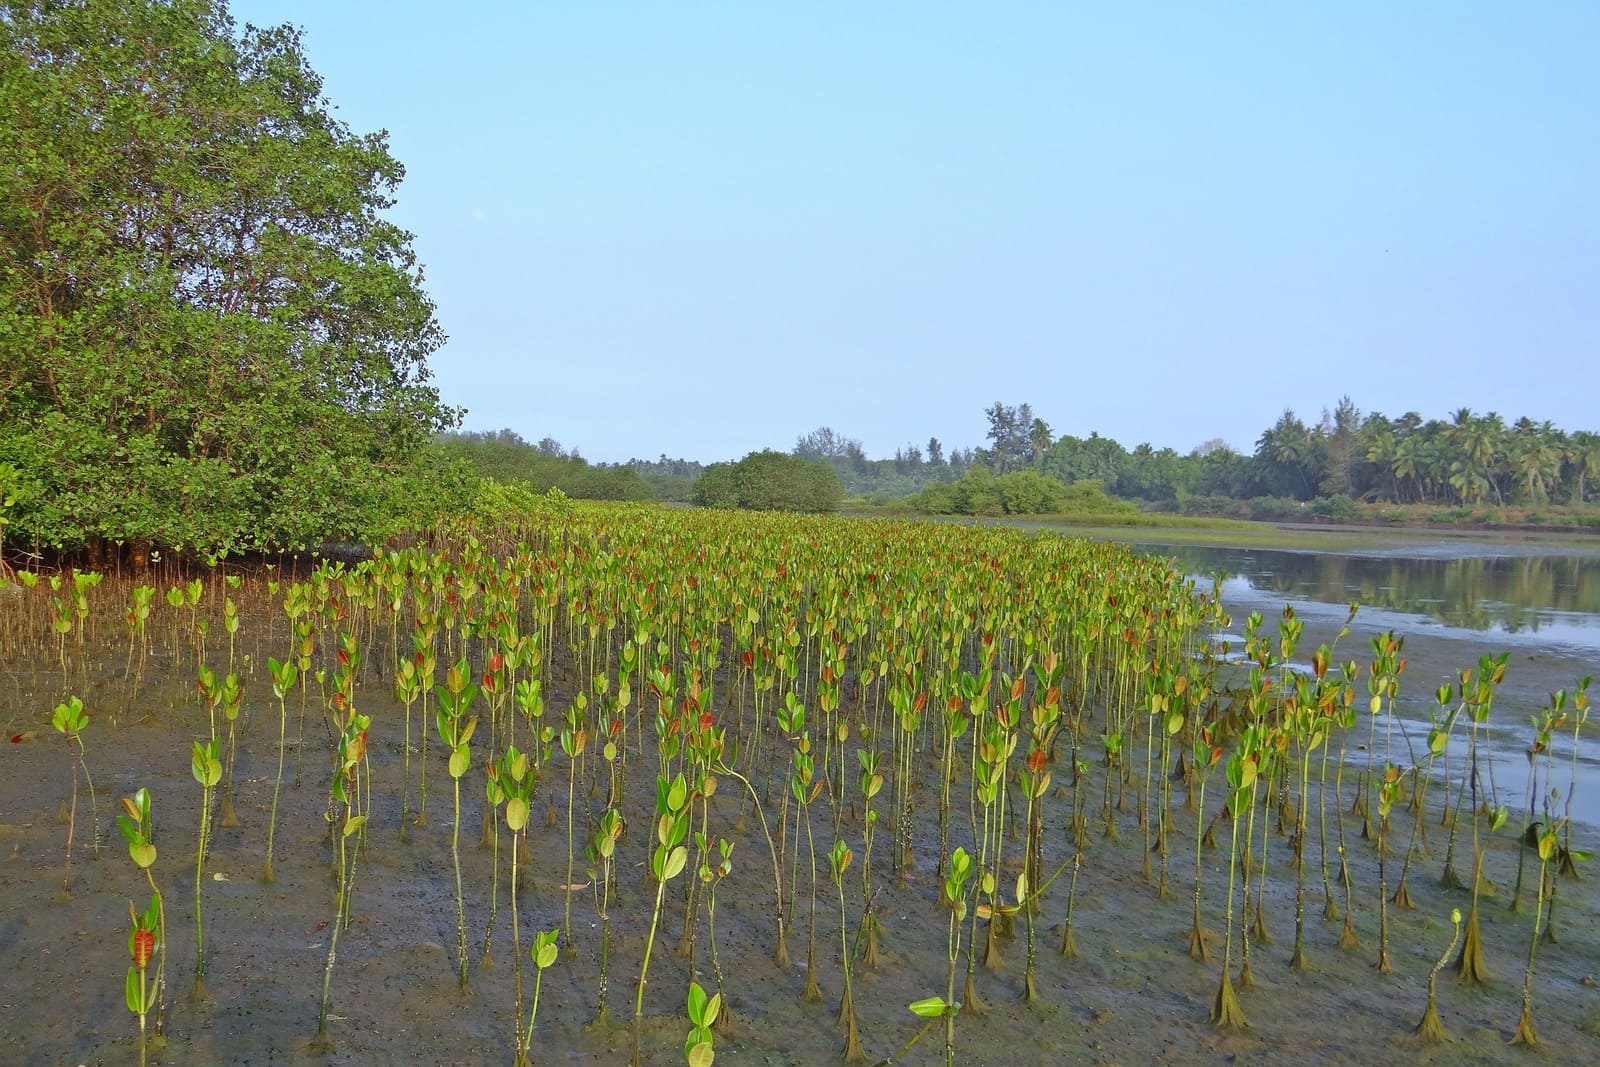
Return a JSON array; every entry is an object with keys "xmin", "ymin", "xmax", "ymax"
[
  {"xmin": 908, "ymin": 996, "xmax": 947, "ymax": 1019},
  {"xmin": 662, "ymin": 844, "xmax": 688, "ymax": 881},
  {"xmin": 687, "ymin": 1042, "xmax": 714, "ymax": 1067},
  {"xmin": 505, "ymin": 797, "xmax": 528, "ymax": 832},
  {"xmin": 687, "ymin": 981, "xmax": 708, "ymax": 1024},
  {"xmin": 125, "ymin": 967, "xmax": 144, "ymax": 1015},
  {"xmin": 130, "ymin": 842, "xmax": 157, "ymax": 869},
  {"xmin": 448, "ymin": 745, "xmax": 471, "ymax": 779}
]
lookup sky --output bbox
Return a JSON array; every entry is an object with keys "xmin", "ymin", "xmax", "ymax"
[{"xmin": 230, "ymin": 1, "xmax": 1599, "ymax": 465}]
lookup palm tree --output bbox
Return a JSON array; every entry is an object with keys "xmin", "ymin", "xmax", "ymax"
[
  {"xmin": 1511, "ymin": 420, "xmax": 1562, "ymax": 506},
  {"xmin": 1566, "ymin": 431, "xmax": 1600, "ymax": 506}
]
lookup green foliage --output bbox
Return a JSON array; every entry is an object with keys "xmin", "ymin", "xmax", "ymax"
[
  {"xmin": 904, "ymin": 468, "xmax": 1137, "ymax": 518},
  {"xmin": 0, "ymin": 0, "xmax": 460, "ymax": 556},
  {"xmin": 691, "ymin": 451, "xmax": 843, "ymax": 513},
  {"xmin": 437, "ymin": 430, "xmax": 652, "ymax": 501}
]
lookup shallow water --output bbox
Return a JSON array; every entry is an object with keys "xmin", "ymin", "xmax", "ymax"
[{"xmin": 1130, "ymin": 538, "xmax": 1600, "ymax": 832}]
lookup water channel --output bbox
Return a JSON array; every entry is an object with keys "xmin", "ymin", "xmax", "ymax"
[{"xmin": 1127, "ymin": 534, "xmax": 1600, "ymax": 833}]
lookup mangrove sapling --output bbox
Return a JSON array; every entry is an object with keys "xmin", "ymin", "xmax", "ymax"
[
  {"xmin": 560, "ymin": 697, "xmax": 592, "ymax": 966},
  {"xmin": 1374, "ymin": 762, "xmax": 1403, "ymax": 974},
  {"xmin": 482, "ymin": 747, "xmax": 507, "ymax": 970},
  {"xmin": 702, "ymin": 837, "xmax": 735, "ymax": 1034},
  {"xmin": 1559, "ymin": 677, "xmax": 1590, "ymax": 878},
  {"xmin": 117, "ymin": 788, "xmax": 166, "ymax": 1045},
  {"xmin": 633, "ymin": 772, "xmax": 691, "ymax": 1067},
  {"xmin": 1412, "ymin": 907, "xmax": 1463, "ymax": 1044},
  {"xmin": 1187, "ymin": 732, "xmax": 1222, "ymax": 962},
  {"xmin": 685, "ymin": 980, "xmax": 719, "ymax": 1067},
  {"xmin": 1510, "ymin": 700, "xmax": 1559, "ymax": 913},
  {"xmin": 393, "ymin": 651, "xmax": 423, "ymax": 839},
  {"xmin": 312, "ymin": 712, "xmax": 370, "ymax": 1050},
  {"xmin": 436, "ymin": 656, "xmax": 480, "ymax": 992},
  {"xmin": 264, "ymin": 656, "xmax": 298, "ymax": 882},
  {"xmin": 1511, "ymin": 817, "xmax": 1564, "ymax": 1047},
  {"xmin": 1211, "ymin": 742, "xmax": 1255, "ymax": 1031},
  {"xmin": 51, "ymin": 695, "xmax": 97, "ymax": 894},
  {"xmin": 712, "ymin": 759, "xmax": 790, "ymax": 966},
  {"xmin": 856, "ymin": 747, "xmax": 886, "ymax": 968},
  {"xmin": 216, "ymin": 677, "xmax": 244, "ymax": 829},
  {"xmin": 793, "ymin": 734, "xmax": 825, "ymax": 1003},
  {"xmin": 125, "ymin": 895, "xmax": 162, "ymax": 1067},
  {"xmin": 189, "ymin": 738, "xmax": 221, "ymax": 998},
  {"xmin": 1057, "ymin": 852, "xmax": 1083, "ymax": 959},
  {"xmin": 1017, "ymin": 744, "xmax": 1052, "ymax": 1000},
  {"xmin": 940, "ymin": 847, "xmax": 976, "ymax": 1067},
  {"xmin": 961, "ymin": 712, "xmax": 1005, "ymax": 1015},
  {"xmin": 517, "ymin": 930, "xmax": 560, "ymax": 1067},
  {"xmin": 590, "ymin": 806, "xmax": 624, "ymax": 1027},
  {"xmin": 1394, "ymin": 691, "xmax": 1457, "ymax": 912},
  {"xmin": 832, "ymin": 839, "xmax": 866, "ymax": 1063},
  {"xmin": 498, "ymin": 746, "xmax": 533, "ymax": 1044},
  {"xmin": 1455, "ymin": 654, "xmax": 1510, "ymax": 985},
  {"xmin": 411, "ymin": 616, "xmax": 440, "ymax": 824}
]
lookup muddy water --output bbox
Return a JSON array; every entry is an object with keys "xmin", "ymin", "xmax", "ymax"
[{"xmin": 1, "ymin": 583, "xmax": 1598, "ymax": 1066}]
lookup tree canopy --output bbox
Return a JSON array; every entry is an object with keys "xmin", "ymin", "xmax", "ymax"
[
  {"xmin": 0, "ymin": 0, "xmax": 461, "ymax": 559},
  {"xmin": 692, "ymin": 450, "xmax": 843, "ymax": 513}
]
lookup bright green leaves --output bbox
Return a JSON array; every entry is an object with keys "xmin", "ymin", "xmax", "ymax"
[
  {"xmin": 944, "ymin": 845, "xmax": 975, "ymax": 921},
  {"xmin": 117, "ymin": 788, "xmax": 156, "ymax": 869},
  {"xmin": 267, "ymin": 655, "xmax": 299, "ymax": 701},
  {"xmin": 436, "ymin": 656, "xmax": 479, "ymax": 781},
  {"xmin": 533, "ymin": 929, "xmax": 560, "ymax": 971},
  {"xmin": 685, "ymin": 980, "xmax": 720, "ymax": 1066},
  {"xmin": 651, "ymin": 772, "xmax": 692, "ymax": 884},
  {"xmin": 190, "ymin": 740, "xmax": 221, "ymax": 788},
  {"xmin": 51, "ymin": 694, "xmax": 88, "ymax": 738}
]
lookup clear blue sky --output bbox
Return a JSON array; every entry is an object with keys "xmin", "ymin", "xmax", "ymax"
[{"xmin": 232, "ymin": 1, "xmax": 1598, "ymax": 465}]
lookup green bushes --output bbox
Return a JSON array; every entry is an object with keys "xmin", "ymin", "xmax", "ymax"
[
  {"xmin": 692, "ymin": 451, "xmax": 843, "ymax": 513},
  {"xmin": 903, "ymin": 469, "xmax": 1137, "ymax": 518}
]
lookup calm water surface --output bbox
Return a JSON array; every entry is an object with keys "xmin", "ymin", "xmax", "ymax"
[{"xmin": 1129, "ymin": 537, "xmax": 1600, "ymax": 831}]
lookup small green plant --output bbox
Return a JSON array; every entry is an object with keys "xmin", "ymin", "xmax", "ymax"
[
  {"xmin": 831, "ymin": 838, "xmax": 865, "ymax": 1062},
  {"xmin": 516, "ymin": 929, "xmax": 560, "ymax": 1066},
  {"xmin": 125, "ymin": 895, "xmax": 162, "ymax": 1067},
  {"xmin": 436, "ymin": 656, "xmax": 479, "ymax": 992},
  {"xmin": 1413, "ymin": 907, "xmax": 1462, "ymax": 1043},
  {"xmin": 633, "ymin": 772, "xmax": 691, "ymax": 1067},
  {"xmin": 117, "ymin": 788, "xmax": 166, "ymax": 1049},
  {"xmin": 684, "ymin": 980, "xmax": 720, "ymax": 1067},
  {"xmin": 1511, "ymin": 816, "xmax": 1563, "ymax": 1047},
  {"xmin": 189, "ymin": 738, "xmax": 221, "ymax": 997},
  {"xmin": 51, "ymin": 695, "xmax": 97, "ymax": 893},
  {"xmin": 263, "ymin": 656, "xmax": 298, "ymax": 882},
  {"xmin": 313, "ymin": 711, "xmax": 370, "ymax": 1049},
  {"xmin": 938, "ymin": 846, "xmax": 975, "ymax": 1066}
]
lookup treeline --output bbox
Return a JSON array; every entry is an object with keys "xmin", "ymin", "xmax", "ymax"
[
  {"xmin": 435, "ymin": 431, "xmax": 657, "ymax": 502},
  {"xmin": 1030, "ymin": 400, "xmax": 1600, "ymax": 513}
]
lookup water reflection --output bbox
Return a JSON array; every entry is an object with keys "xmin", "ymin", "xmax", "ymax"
[{"xmin": 1139, "ymin": 545, "xmax": 1600, "ymax": 648}]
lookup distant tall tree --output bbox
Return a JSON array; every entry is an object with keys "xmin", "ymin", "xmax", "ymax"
[
  {"xmin": 1320, "ymin": 396, "xmax": 1361, "ymax": 498},
  {"xmin": 1255, "ymin": 410, "xmax": 1323, "ymax": 499},
  {"xmin": 926, "ymin": 437, "xmax": 945, "ymax": 467},
  {"xmin": 983, "ymin": 401, "xmax": 1035, "ymax": 473},
  {"xmin": 1567, "ymin": 432, "xmax": 1600, "ymax": 505},
  {"xmin": 1029, "ymin": 417, "xmax": 1054, "ymax": 461}
]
